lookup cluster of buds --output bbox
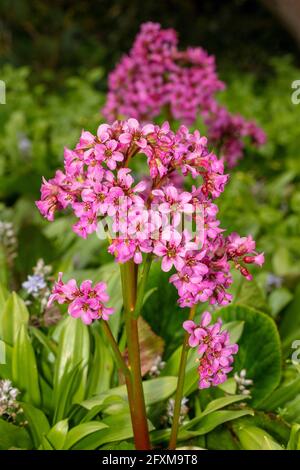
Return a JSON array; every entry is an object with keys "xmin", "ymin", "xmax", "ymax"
[
  {"xmin": 0, "ymin": 379, "xmax": 26, "ymax": 425},
  {"xmin": 183, "ymin": 312, "xmax": 238, "ymax": 389},
  {"xmin": 36, "ymin": 118, "xmax": 264, "ymax": 310},
  {"xmin": 103, "ymin": 22, "xmax": 265, "ymax": 167}
]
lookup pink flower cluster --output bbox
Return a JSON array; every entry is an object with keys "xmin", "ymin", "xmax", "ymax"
[
  {"xmin": 103, "ymin": 22, "xmax": 265, "ymax": 167},
  {"xmin": 204, "ymin": 104, "xmax": 266, "ymax": 168},
  {"xmin": 36, "ymin": 118, "xmax": 264, "ymax": 308},
  {"xmin": 48, "ymin": 273, "xmax": 114, "ymax": 324},
  {"xmin": 183, "ymin": 312, "xmax": 238, "ymax": 389}
]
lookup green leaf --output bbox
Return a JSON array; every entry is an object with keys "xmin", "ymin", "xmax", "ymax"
[
  {"xmin": 152, "ymin": 410, "xmax": 253, "ymax": 445},
  {"xmin": 30, "ymin": 326, "xmax": 58, "ymax": 356},
  {"xmin": 100, "ymin": 441, "xmax": 135, "ymax": 450},
  {"xmin": 46, "ymin": 419, "xmax": 69, "ymax": 450},
  {"xmin": 81, "ymin": 376, "xmax": 177, "ymax": 410},
  {"xmin": 53, "ymin": 316, "xmax": 90, "ymax": 405},
  {"xmin": 213, "ymin": 305, "xmax": 282, "ymax": 407},
  {"xmin": 259, "ymin": 376, "xmax": 300, "ymax": 411},
  {"xmin": 53, "ymin": 363, "xmax": 83, "ymax": 423},
  {"xmin": 0, "ymin": 282, "xmax": 8, "ymax": 311},
  {"xmin": 280, "ymin": 283, "xmax": 300, "ymax": 355},
  {"xmin": 287, "ymin": 424, "xmax": 300, "ymax": 450},
  {"xmin": 72, "ymin": 413, "xmax": 153, "ymax": 449},
  {"xmin": 235, "ymin": 278, "xmax": 269, "ymax": 314},
  {"xmin": 12, "ymin": 324, "xmax": 41, "ymax": 407},
  {"xmin": 201, "ymin": 395, "xmax": 249, "ymax": 418},
  {"xmin": 87, "ymin": 327, "xmax": 113, "ymax": 396},
  {"xmin": 269, "ymin": 288, "xmax": 293, "ymax": 318},
  {"xmin": 21, "ymin": 402, "xmax": 50, "ymax": 448},
  {"xmin": 223, "ymin": 321, "xmax": 245, "ymax": 344},
  {"xmin": 63, "ymin": 422, "xmax": 108, "ymax": 449},
  {"xmin": 182, "ymin": 410, "xmax": 254, "ymax": 438},
  {"xmin": 232, "ymin": 424, "xmax": 283, "ymax": 450},
  {"xmin": 0, "ymin": 418, "xmax": 32, "ymax": 449},
  {"xmin": 0, "ymin": 292, "xmax": 29, "ymax": 346},
  {"xmin": 273, "ymin": 246, "xmax": 295, "ymax": 276}
]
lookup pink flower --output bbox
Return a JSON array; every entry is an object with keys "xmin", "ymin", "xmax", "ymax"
[
  {"xmin": 153, "ymin": 229, "xmax": 189, "ymax": 272},
  {"xmin": 183, "ymin": 312, "xmax": 238, "ymax": 389},
  {"xmin": 36, "ymin": 117, "xmax": 263, "ymax": 311},
  {"xmin": 103, "ymin": 22, "xmax": 265, "ymax": 167},
  {"xmin": 152, "ymin": 185, "xmax": 193, "ymax": 227},
  {"xmin": 95, "ymin": 139, "xmax": 124, "ymax": 170},
  {"xmin": 119, "ymin": 118, "xmax": 154, "ymax": 148},
  {"xmin": 48, "ymin": 273, "xmax": 114, "ymax": 325}
]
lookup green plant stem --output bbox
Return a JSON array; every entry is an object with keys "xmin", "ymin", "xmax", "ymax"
[
  {"xmin": 168, "ymin": 305, "xmax": 196, "ymax": 450},
  {"xmin": 120, "ymin": 260, "xmax": 151, "ymax": 450},
  {"xmin": 133, "ymin": 253, "xmax": 152, "ymax": 318}
]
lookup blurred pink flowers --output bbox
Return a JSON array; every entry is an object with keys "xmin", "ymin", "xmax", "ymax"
[{"xmin": 103, "ymin": 22, "xmax": 266, "ymax": 167}]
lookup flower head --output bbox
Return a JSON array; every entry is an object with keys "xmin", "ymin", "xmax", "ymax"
[
  {"xmin": 48, "ymin": 273, "xmax": 114, "ymax": 325},
  {"xmin": 183, "ymin": 312, "xmax": 238, "ymax": 389}
]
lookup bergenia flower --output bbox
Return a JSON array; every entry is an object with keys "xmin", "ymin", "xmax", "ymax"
[
  {"xmin": 103, "ymin": 22, "xmax": 265, "ymax": 167},
  {"xmin": 48, "ymin": 273, "xmax": 113, "ymax": 325},
  {"xmin": 36, "ymin": 118, "xmax": 264, "ymax": 309},
  {"xmin": 183, "ymin": 312, "xmax": 238, "ymax": 389}
]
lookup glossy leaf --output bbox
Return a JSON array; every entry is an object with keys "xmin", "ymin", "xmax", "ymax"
[
  {"xmin": 46, "ymin": 419, "xmax": 69, "ymax": 450},
  {"xmin": 0, "ymin": 418, "xmax": 32, "ymax": 450},
  {"xmin": 21, "ymin": 402, "xmax": 50, "ymax": 448},
  {"xmin": 53, "ymin": 316, "xmax": 90, "ymax": 405},
  {"xmin": 63, "ymin": 422, "xmax": 108, "ymax": 449},
  {"xmin": 12, "ymin": 324, "xmax": 41, "ymax": 407},
  {"xmin": 233, "ymin": 424, "xmax": 283, "ymax": 450},
  {"xmin": 0, "ymin": 292, "xmax": 29, "ymax": 346}
]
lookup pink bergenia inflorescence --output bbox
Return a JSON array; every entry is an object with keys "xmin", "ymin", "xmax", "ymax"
[
  {"xmin": 183, "ymin": 312, "xmax": 238, "ymax": 389},
  {"xmin": 48, "ymin": 273, "xmax": 113, "ymax": 324},
  {"xmin": 103, "ymin": 22, "xmax": 266, "ymax": 167},
  {"xmin": 36, "ymin": 118, "xmax": 264, "ymax": 310}
]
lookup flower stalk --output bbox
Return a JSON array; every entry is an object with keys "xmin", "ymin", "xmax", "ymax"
[
  {"xmin": 168, "ymin": 305, "xmax": 196, "ymax": 449},
  {"xmin": 120, "ymin": 260, "xmax": 151, "ymax": 450}
]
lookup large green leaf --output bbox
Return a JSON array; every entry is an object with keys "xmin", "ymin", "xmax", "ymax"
[
  {"xmin": 81, "ymin": 376, "xmax": 177, "ymax": 410},
  {"xmin": 21, "ymin": 402, "xmax": 50, "ymax": 448},
  {"xmin": 12, "ymin": 324, "xmax": 41, "ymax": 407},
  {"xmin": 87, "ymin": 327, "xmax": 113, "ymax": 396},
  {"xmin": 63, "ymin": 422, "xmax": 108, "ymax": 449},
  {"xmin": 53, "ymin": 363, "xmax": 84, "ymax": 423},
  {"xmin": 235, "ymin": 278, "xmax": 269, "ymax": 314},
  {"xmin": 53, "ymin": 316, "xmax": 90, "ymax": 405},
  {"xmin": 212, "ymin": 305, "xmax": 282, "ymax": 407},
  {"xmin": 46, "ymin": 420, "xmax": 69, "ymax": 450},
  {"xmin": 259, "ymin": 375, "xmax": 300, "ymax": 411},
  {"xmin": 0, "ymin": 292, "xmax": 29, "ymax": 346},
  {"xmin": 232, "ymin": 423, "xmax": 283, "ymax": 450},
  {"xmin": 72, "ymin": 413, "xmax": 153, "ymax": 449},
  {"xmin": 0, "ymin": 418, "xmax": 32, "ymax": 450}
]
